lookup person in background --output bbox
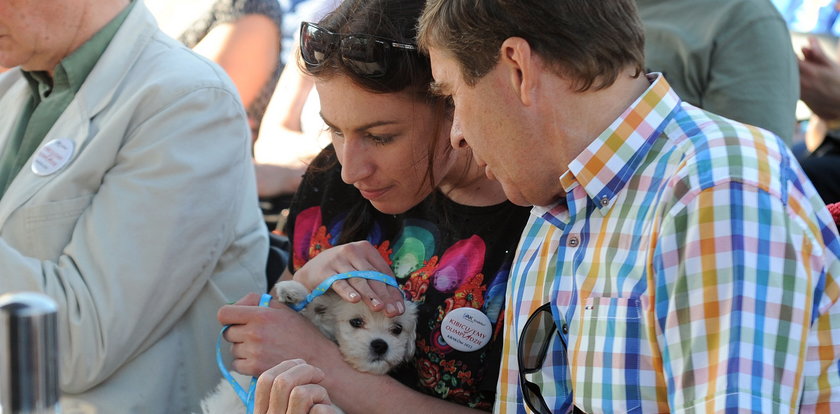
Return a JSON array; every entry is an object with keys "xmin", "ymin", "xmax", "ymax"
[
  {"xmin": 0, "ymin": 0, "xmax": 267, "ymax": 412},
  {"xmin": 417, "ymin": 0, "xmax": 840, "ymax": 412},
  {"xmin": 797, "ymin": 35, "xmax": 840, "ymax": 203},
  {"xmin": 147, "ymin": 0, "xmax": 283, "ymax": 137},
  {"xmin": 637, "ymin": 0, "xmax": 799, "ymax": 142},
  {"xmin": 218, "ymin": 0, "xmax": 532, "ymax": 412},
  {"xmin": 252, "ymin": 0, "xmax": 339, "ymax": 217},
  {"xmin": 252, "ymin": 54, "xmax": 329, "ymax": 201}
]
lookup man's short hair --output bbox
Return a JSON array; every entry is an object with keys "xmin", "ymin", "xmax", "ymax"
[{"xmin": 418, "ymin": 0, "xmax": 645, "ymax": 91}]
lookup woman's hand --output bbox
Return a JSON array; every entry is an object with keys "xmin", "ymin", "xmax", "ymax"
[
  {"xmin": 254, "ymin": 359, "xmax": 339, "ymax": 414},
  {"xmin": 218, "ymin": 293, "xmax": 341, "ymax": 376},
  {"xmin": 292, "ymin": 241, "xmax": 405, "ymax": 317}
]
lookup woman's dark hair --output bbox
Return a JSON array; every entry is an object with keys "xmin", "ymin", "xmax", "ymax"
[
  {"xmin": 301, "ymin": 0, "xmax": 434, "ymax": 98},
  {"xmin": 301, "ymin": 0, "xmax": 456, "ymax": 244}
]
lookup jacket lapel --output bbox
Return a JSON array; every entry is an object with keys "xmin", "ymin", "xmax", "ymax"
[{"xmin": 0, "ymin": 0, "xmax": 155, "ymax": 225}]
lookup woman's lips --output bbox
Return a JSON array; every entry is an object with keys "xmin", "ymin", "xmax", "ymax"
[{"xmin": 358, "ymin": 186, "xmax": 390, "ymax": 200}]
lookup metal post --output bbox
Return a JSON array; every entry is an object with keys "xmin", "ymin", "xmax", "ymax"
[{"xmin": 0, "ymin": 293, "xmax": 59, "ymax": 414}]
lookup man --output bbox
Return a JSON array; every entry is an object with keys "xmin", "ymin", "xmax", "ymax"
[
  {"xmin": 418, "ymin": 0, "xmax": 840, "ymax": 412},
  {"xmin": 0, "ymin": 0, "xmax": 267, "ymax": 412}
]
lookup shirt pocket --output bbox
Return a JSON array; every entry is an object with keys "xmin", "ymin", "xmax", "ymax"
[
  {"xmin": 571, "ymin": 296, "xmax": 644, "ymax": 413},
  {"xmin": 22, "ymin": 194, "xmax": 94, "ymax": 260}
]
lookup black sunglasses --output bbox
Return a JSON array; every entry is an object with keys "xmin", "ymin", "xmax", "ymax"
[
  {"xmin": 299, "ymin": 21, "xmax": 418, "ymax": 78},
  {"xmin": 518, "ymin": 303, "xmax": 558, "ymax": 414},
  {"xmin": 518, "ymin": 303, "xmax": 583, "ymax": 414}
]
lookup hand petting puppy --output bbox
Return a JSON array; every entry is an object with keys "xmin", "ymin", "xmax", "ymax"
[{"xmin": 290, "ymin": 241, "xmax": 406, "ymax": 317}]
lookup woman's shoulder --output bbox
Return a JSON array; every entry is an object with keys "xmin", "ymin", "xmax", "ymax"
[
  {"xmin": 435, "ymin": 193, "xmax": 531, "ymax": 220},
  {"xmin": 406, "ymin": 194, "xmax": 531, "ymax": 239}
]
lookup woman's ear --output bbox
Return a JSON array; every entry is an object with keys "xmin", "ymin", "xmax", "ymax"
[{"xmin": 499, "ymin": 37, "xmax": 537, "ymax": 106}]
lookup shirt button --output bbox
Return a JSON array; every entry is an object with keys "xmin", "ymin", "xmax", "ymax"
[
  {"xmin": 600, "ymin": 196, "xmax": 610, "ymax": 207},
  {"xmin": 567, "ymin": 235, "xmax": 579, "ymax": 247},
  {"xmin": 561, "ymin": 323, "xmax": 569, "ymax": 334}
]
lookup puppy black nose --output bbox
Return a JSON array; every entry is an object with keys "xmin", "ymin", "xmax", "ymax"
[{"xmin": 371, "ymin": 339, "xmax": 389, "ymax": 356}]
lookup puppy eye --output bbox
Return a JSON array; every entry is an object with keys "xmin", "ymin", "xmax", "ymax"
[
  {"xmin": 349, "ymin": 318, "xmax": 364, "ymax": 328},
  {"xmin": 391, "ymin": 323, "xmax": 403, "ymax": 335}
]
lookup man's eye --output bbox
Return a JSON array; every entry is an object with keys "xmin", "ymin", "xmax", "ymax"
[{"xmin": 349, "ymin": 318, "xmax": 364, "ymax": 328}]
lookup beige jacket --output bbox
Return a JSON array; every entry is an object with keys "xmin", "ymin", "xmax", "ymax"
[{"xmin": 0, "ymin": 1, "xmax": 267, "ymax": 412}]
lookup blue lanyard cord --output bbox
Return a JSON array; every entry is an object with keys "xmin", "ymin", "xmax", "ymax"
[
  {"xmin": 216, "ymin": 293, "xmax": 272, "ymax": 414},
  {"xmin": 288, "ymin": 270, "xmax": 402, "ymax": 311}
]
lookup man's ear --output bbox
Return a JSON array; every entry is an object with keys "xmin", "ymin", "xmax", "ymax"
[{"xmin": 499, "ymin": 37, "xmax": 536, "ymax": 106}]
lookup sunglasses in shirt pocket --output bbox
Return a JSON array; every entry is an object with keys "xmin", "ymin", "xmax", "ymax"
[{"xmin": 570, "ymin": 296, "xmax": 644, "ymax": 413}]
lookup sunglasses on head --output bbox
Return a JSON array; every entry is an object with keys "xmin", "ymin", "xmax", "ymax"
[{"xmin": 299, "ymin": 21, "xmax": 418, "ymax": 79}]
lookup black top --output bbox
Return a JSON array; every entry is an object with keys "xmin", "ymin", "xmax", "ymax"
[{"xmin": 283, "ymin": 147, "xmax": 531, "ymax": 410}]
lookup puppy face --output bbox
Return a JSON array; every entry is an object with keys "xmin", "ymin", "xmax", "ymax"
[
  {"xmin": 304, "ymin": 293, "xmax": 417, "ymax": 375},
  {"xmin": 275, "ymin": 280, "xmax": 419, "ymax": 375},
  {"xmin": 328, "ymin": 298, "xmax": 417, "ymax": 374}
]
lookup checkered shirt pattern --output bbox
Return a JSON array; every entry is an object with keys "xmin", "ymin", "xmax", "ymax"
[{"xmin": 495, "ymin": 74, "xmax": 840, "ymax": 413}]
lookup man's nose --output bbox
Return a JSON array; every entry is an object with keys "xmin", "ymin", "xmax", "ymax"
[{"xmin": 450, "ymin": 113, "xmax": 468, "ymax": 149}]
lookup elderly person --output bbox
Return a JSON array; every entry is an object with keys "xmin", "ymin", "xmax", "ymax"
[
  {"xmin": 414, "ymin": 0, "xmax": 840, "ymax": 413},
  {"xmin": 0, "ymin": 0, "xmax": 267, "ymax": 412}
]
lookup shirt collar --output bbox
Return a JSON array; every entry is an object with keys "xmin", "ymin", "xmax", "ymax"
[
  {"xmin": 21, "ymin": 0, "xmax": 135, "ymax": 102},
  {"xmin": 558, "ymin": 73, "xmax": 681, "ymax": 213}
]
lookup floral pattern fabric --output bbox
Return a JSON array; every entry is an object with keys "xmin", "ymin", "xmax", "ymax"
[{"xmin": 283, "ymin": 147, "xmax": 530, "ymax": 410}]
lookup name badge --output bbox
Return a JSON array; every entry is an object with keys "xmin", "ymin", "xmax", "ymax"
[
  {"xmin": 31, "ymin": 138, "xmax": 74, "ymax": 176},
  {"xmin": 441, "ymin": 307, "xmax": 492, "ymax": 352}
]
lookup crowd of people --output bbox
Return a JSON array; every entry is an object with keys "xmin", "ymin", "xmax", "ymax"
[{"xmin": 0, "ymin": 0, "xmax": 839, "ymax": 413}]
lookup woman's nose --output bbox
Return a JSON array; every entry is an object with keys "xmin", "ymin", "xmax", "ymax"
[{"xmin": 338, "ymin": 139, "xmax": 375, "ymax": 184}]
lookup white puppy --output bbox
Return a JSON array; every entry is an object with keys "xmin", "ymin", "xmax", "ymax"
[{"xmin": 200, "ymin": 280, "xmax": 418, "ymax": 413}]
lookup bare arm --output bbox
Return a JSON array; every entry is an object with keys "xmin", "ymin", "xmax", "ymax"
[
  {"xmin": 192, "ymin": 14, "xmax": 280, "ymax": 108},
  {"xmin": 253, "ymin": 61, "xmax": 328, "ymax": 197}
]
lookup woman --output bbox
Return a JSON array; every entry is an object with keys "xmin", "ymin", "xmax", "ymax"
[{"xmin": 218, "ymin": 0, "xmax": 530, "ymax": 412}]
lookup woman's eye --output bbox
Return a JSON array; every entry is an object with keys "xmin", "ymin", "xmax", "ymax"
[
  {"xmin": 327, "ymin": 126, "xmax": 344, "ymax": 139},
  {"xmin": 349, "ymin": 318, "xmax": 364, "ymax": 328},
  {"xmin": 367, "ymin": 134, "xmax": 393, "ymax": 145}
]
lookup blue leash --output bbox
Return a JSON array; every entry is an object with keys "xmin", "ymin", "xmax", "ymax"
[
  {"xmin": 215, "ymin": 271, "xmax": 400, "ymax": 412},
  {"xmin": 287, "ymin": 270, "xmax": 401, "ymax": 311},
  {"xmin": 216, "ymin": 293, "xmax": 271, "ymax": 414}
]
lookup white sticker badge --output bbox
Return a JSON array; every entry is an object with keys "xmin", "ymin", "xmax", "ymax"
[
  {"xmin": 31, "ymin": 138, "xmax": 75, "ymax": 176},
  {"xmin": 441, "ymin": 307, "xmax": 492, "ymax": 352}
]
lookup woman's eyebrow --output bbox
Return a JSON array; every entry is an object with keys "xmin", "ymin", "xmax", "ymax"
[{"xmin": 319, "ymin": 113, "xmax": 401, "ymax": 133}]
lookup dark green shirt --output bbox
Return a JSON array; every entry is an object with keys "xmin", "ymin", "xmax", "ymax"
[{"xmin": 0, "ymin": 1, "xmax": 134, "ymax": 197}]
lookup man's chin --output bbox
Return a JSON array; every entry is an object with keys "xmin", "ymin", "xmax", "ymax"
[
  {"xmin": 502, "ymin": 185, "xmax": 562, "ymax": 208},
  {"xmin": 509, "ymin": 197, "xmax": 533, "ymax": 207},
  {"xmin": 500, "ymin": 186, "xmax": 533, "ymax": 207}
]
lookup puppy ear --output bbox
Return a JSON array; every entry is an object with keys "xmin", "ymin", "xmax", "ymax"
[
  {"xmin": 402, "ymin": 301, "xmax": 418, "ymax": 361},
  {"xmin": 304, "ymin": 294, "xmax": 340, "ymax": 341}
]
